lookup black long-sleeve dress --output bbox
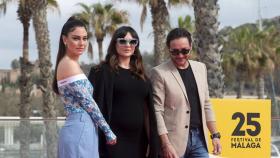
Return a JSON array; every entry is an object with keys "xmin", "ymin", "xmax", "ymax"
[{"xmin": 88, "ymin": 63, "xmax": 159, "ymax": 158}]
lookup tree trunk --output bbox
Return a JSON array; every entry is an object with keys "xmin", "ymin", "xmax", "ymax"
[
  {"xmin": 256, "ymin": 72, "xmax": 265, "ymax": 99},
  {"xmin": 150, "ymin": 0, "xmax": 169, "ymax": 66},
  {"xmin": 19, "ymin": 21, "xmax": 33, "ymax": 158},
  {"xmin": 97, "ymin": 38, "xmax": 104, "ymax": 62},
  {"xmin": 32, "ymin": 0, "xmax": 58, "ymax": 157},
  {"xmin": 19, "ymin": 59, "xmax": 33, "ymax": 158},
  {"xmin": 193, "ymin": 0, "xmax": 224, "ymax": 98},
  {"xmin": 236, "ymin": 79, "xmax": 244, "ymax": 99}
]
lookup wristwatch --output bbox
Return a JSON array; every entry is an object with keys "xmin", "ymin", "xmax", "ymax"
[{"xmin": 210, "ymin": 132, "xmax": 221, "ymax": 139}]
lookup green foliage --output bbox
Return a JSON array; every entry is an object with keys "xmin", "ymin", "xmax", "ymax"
[
  {"xmin": 0, "ymin": 0, "xmax": 14, "ymax": 16},
  {"xmin": 91, "ymin": 3, "xmax": 129, "ymax": 37},
  {"xmin": 74, "ymin": 2, "xmax": 128, "ymax": 61},
  {"xmin": 0, "ymin": 93, "xmax": 19, "ymax": 115},
  {"xmin": 276, "ymin": 48, "xmax": 280, "ymax": 55},
  {"xmin": 11, "ymin": 58, "xmax": 20, "ymax": 69},
  {"xmin": 46, "ymin": 0, "xmax": 60, "ymax": 15},
  {"xmin": 0, "ymin": 93, "xmax": 64, "ymax": 116},
  {"xmin": 168, "ymin": 0, "xmax": 192, "ymax": 6},
  {"xmin": 178, "ymin": 15, "xmax": 195, "ymax": 33},
  {"xmin": 134, "ymin": 0, "xmax": 191, "ymax": 30},
  {"xmin": 221, "ymin": 19, "xmax": 280, "ymax": 97}
]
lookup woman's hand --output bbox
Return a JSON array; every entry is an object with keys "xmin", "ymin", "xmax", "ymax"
[
  {"xmin": 106, "ymin": 138, "xmax": 117, "ymax": 145},
  {"xmin": 105, "ymin": 131, "xmax": 117, "ymax": 145},
  {"xmin": 161, "ymin": 143, "xmax": 179, "ymax": 158}
]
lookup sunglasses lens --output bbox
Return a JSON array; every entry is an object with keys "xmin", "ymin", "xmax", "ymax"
[
  {"xmin": 129, "ymin": 39, "xmax": 138, "ymax": 46},
  {"xmin": 181, "ymin": 49, "xmax": 190, "ymax": 55},
  {"xmin": 171, "ymin": 49, "xmax": 179, "ymax": 55},
  {"xmin": 117, "ymin": 38, "xmax": 138, "ymax": 46},
  {"xmin": 170, "ymin": 48, "xmax": 190, "ymax": 55},
  {"xmin": 118, "ymin": 39, "xmax": 127, "ymax": 45}
]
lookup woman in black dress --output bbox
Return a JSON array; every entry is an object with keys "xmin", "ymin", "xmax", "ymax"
[{"xmin": 88, "ymin": 26, "xmax": 159, "ymax": 158}]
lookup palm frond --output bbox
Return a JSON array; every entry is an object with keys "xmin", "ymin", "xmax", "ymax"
[
  {"xmin": 104, "ymin": 3, "xmax": 113, "ymax": 11},
  {"xmin": 0, "ymin": 0, "xmax": 15, "ymax": 16},
  {"xmin": 140, "ymin": 4, "xmax": 147, "ymax": 31},
  {"xmin": 76, "ymin": 2, "xmax": 91, "ymax": 11},
  {"xmin": 93, "ymin": 3, "xmax": 104, "ymax": 15},
  {"xmin": 47, "ymin": 0, "xmax": 60, "ymax": 15},
  {"xmin": 168, "ymin": 0, "xmax": 192, "ymax": 6}
]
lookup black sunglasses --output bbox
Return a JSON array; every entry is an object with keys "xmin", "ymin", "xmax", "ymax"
[
  {"xmin": 169, "ymin": 48, "xmax": 191, "ymax": 56},
  {"xmin": 116, "ymin": 38, "xmax": 138, "ymax": 46}
]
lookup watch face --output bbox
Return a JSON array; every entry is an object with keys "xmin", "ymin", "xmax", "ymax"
[{"xmin": 211, "ymin": 132, "xmax": 221, "ymax": 139}]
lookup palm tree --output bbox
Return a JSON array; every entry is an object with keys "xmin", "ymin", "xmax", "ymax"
[
  {"xmin": 254, "ymin": 26, "xmax": 280, "ymax": 99},
  {"xmin": 254, "ymin": 25, "xmax": 280, "ymax": 135},
  {"xmin": 221, "ymin": 24, "xmax": 280, "ymax": 99},
  {"xmin": 193, "ymin": 0, "xmax": 224, "ymax": 98},
  {"xmin": 1, "ymin": 1, "xmax": 59, "ymax": 157},
  {"xmin": 1, "ymin": 1, "xmax": 33, "ymax": 156},
  {"xmin": 126, "ymin": 0, "xmax": 168, "ymax": 65},
  {"xmin": 135, "ymin": 0, "xmax": 191, "ymax": 65},
  {"xmin": 149, "ymin": 0, "xmax": 169, "ymax": 65},
  {"xmin": 30, "ymin": 0, "xmax": 59, "ymax": 157},
  {"xmin": 93, "ymin": 3, "xmax": 128, "ymax": 61},
  {"xmin": 233, "ymin": 27, "xmax": 257, "ymax": 98},
  {"xmin": 74, "ymin": 3, "xmax": 129, "ymax": 62},
  {"xmin": 17, "ymin": 0, "xmax": 34, "ymax": 157},
  {"xmin": 222, "ymin": 26, "xmax": 257, "ymax": 98}
]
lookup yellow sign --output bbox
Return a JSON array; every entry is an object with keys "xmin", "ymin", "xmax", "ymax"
[{"xmin": 209, "ymin": 99, "xmax": 271, "ymax": 158}]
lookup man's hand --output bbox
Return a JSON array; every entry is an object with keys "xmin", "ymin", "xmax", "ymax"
[
  {"xmin": 212, "ymin": 138, "xmax": 222, "ymax": 155},
  {"xmin": 161, "ymin": 143, "xmax": 179, "ymax": 158}
]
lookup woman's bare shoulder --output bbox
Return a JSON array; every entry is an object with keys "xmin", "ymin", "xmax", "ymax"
[{"xmin": 57, "ymin": 58, "xmax": 83, "ymax": 80}]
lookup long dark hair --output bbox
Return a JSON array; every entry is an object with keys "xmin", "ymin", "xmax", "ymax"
[
  {"xmin": 104, "ymin": 26, "xmax": 146, "ymax": 80},
  {"xmin": 52, "ymin": 16, "xmax": 87, "ymax": 94}
]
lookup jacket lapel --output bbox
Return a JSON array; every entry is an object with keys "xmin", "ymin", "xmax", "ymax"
[
  {"xmin": 167, "ymin": 60, "xmax": 189, "ymax": 103},
  {"xmin": 189, "ymin": 60, "xmax": 204, "ymax": 107}
]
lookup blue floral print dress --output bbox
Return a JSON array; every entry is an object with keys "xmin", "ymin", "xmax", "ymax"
[{"xmin": 57, "ymin": 74, "xmax": 116, "ymax": 158}]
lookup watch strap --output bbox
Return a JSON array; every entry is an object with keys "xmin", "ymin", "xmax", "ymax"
[{"xmin": 210, "ymin": 132, "xmax": 221, "ymax": 139}]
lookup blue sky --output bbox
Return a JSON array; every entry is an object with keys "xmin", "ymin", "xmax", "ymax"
[{"xmin": 0, "ymin": 0, "xmax": 279, "ymax": 69}]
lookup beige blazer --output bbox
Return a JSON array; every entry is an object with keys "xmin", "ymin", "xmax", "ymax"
[{"xmin": 150, "ymin": 59, "xmax": 216, "ymax": 157}]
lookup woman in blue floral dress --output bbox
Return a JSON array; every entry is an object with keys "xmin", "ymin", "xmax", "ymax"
[{"xmin": 52, "ymin": 17, "xmax": 116, "ymax": 158}]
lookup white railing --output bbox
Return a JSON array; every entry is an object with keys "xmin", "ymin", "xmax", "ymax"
[{"xmin": 0, "ymin": 117, "xmax": 65, "ymax": 158}]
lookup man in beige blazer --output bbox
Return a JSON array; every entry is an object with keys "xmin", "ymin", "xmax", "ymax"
[{"xmin": 150, "ymin": 28, "xmax": 222, "ymax": 158}]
